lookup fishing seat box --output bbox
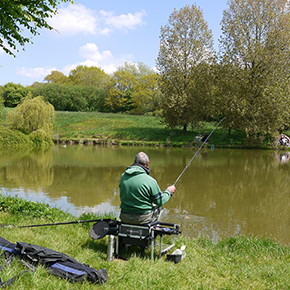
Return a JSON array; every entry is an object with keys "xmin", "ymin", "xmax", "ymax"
[{"xmin": 115, "ymin": 221, "xmax": 181, "ymax": 261}]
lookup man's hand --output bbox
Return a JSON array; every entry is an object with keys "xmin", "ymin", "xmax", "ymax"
[{"xmin": 167, "ymin": 185, "xmax": 176, "ymax": 195}]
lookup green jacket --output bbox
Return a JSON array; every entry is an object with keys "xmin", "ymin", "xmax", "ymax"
[{"xmin": 119, "ymin": 165, "xmax": 172, "ymax": 214}]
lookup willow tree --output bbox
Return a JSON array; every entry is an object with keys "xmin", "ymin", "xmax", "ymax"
[
  {"xmin": 156, "ymin": 4, "xmax": 215, "ymax": 132},
  {"xmin": 7, "ymin": 94, "xmax": 55, "ymax": 143},
  {"xmin": 219, "ymin": 0, "xmax": 290, "ymax": 142}
]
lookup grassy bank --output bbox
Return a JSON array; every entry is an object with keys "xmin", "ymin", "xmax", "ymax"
[
  {"xmin": 1, "ymin": 195, "xmax": 290, "ymax": 289},
  {"xmin": 53, "ymin": 111, "xmax": 247, "ymax": 148},
  {"xmin": 2, "ymin": 109, "xmax": 287, "ymax": 148}
]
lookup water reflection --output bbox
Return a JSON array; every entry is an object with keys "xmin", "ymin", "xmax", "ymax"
[
  {"xmin": 1, "ymin": 145, "xmax": 290, "ymax": 246},
  {"xmin": 277, "ymin": 152, "xmax": 290, "ymax": 164}
]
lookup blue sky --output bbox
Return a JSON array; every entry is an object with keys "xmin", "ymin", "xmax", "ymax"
[{"xmin": 0, "ymin": 0, "xmax": 228, "ymax": 86}]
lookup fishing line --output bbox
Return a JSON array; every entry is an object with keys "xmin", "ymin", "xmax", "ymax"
[{"xmin": 173, "ymin": 117, "xmax": 225, "ymax": 186}]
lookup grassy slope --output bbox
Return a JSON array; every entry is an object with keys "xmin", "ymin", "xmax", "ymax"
[
  {"xmin": 1, "ymin": 196, "xmax": 290, "ymax": 289},
  {"xmin": 53, "ymin": 111, "xmax": 247, "ymax": 148}
]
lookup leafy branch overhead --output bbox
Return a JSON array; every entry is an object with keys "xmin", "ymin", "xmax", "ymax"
[{"xmin": 0, "ymin": 0, "xmax": 73, "ymax": 57}]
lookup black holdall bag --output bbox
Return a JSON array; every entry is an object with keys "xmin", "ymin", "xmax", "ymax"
[
  {"xmin": 0, "ymin": 237, "xmax": 108, "ymax": 286},
  {"xmin": 0, "ymin": 237, "xmax": 28, "ymax": 288},
  {"xmin": 15, "ymin": 241, "xmax": 108, "ymax": 284}
]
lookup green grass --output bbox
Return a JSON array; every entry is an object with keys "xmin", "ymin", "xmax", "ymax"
[
  {"xmin": 1, "ymin": 109, "xmax": 285, "ymax": 148},
  {"xmin": 53, "ymin": 111, "xmax": 247, "ymax": 148},
  {"xmin": 1, "ymin": 195, "xmax": 290, "ymax": 289}
]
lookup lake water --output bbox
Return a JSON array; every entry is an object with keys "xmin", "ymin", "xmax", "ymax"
[{"xmin": 1, "ymin": 145, "xmax": 290, "ymax": 246}]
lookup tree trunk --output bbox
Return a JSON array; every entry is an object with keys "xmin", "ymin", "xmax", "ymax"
[{"xmin": 183, "ymin": 123, "xmax": 187, "ymax": 134}]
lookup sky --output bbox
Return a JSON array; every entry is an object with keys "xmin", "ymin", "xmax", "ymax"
[{"xmin": 0, "ymin": 0, "xmax": 228, "ymax": 86}]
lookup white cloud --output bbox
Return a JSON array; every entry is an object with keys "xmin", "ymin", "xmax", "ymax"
[
  {"xmin": 15, "ymin": 43, "xmax": 132, "ymax": 80},
  {"xmin": 48, "ymin": 4, "xmax": 146, "ymax": 36},
  {"xmin": 17, "ymin": 43, "xmax": 133, "ymax": 81},
  {"xmin": 17, "ymin": 66, "xmax": 56, "ymax": 79},
  {"xmin": 100, "ymin": 10, "xmax": 146, "ymax": 30},
  {"xmin": 48, "ymin": 4, "xmax": 98, "ymax": 35},
  {"xmin": 79, "ymin": 43, "xmax": 112, "ymax": 61},
  {"xmin": 78, "ymin": 43, "xmax": 131, "ymax": 74}
]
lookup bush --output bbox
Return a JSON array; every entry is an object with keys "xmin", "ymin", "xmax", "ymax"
[
  {"xmin": 32, "ymin": 83, "xmax": 107, "ymax": 112},
  {"xmin": 30, "ymin": 129, "xmax": 54, "ymax": 147},
  {"xmin": 0, "ymin": 126, "xmax": 33, "ymax": 147},
  {"xmin": 7, "ymin": 94, "xmax": 54, "ymax": 138},
  {"xmin": 2, "ymin": 83, "xmax": 31, "ymax": 107}
]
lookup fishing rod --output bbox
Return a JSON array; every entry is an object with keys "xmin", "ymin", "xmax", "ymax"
[
  {"xmin": 173, "ymin": 117, "xmax": 225, "ymax": 186},
  {"xmin": 0, "ymin": 218, "xmax": 114, "ymax": 229}
]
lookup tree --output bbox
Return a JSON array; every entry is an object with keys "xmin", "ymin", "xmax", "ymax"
[
  {"xmin": 117, "ymin": 62, "xmax": 161, "ymax": 114},
  {"xmin": 219, "ymin": 0, "xmax": 290, "ymax": 141},
  {"xmin": 2, "ymin": 83, "xmax": 31, "ymax": 107},
  {"xmin": 105, "ymin": 70, "xmax": 138, "ymax": 112},
  {"xmin": 132, "ymin": 73, "xmax": 161, "ymax": 115},
  {"xmin": 0, "ymin": 0, "xmax": 72, "ymax": 57},
  {"xmin": 32, "ymin": 83, "xmax": 107, "ymax": 112},
  {"xmin": 68, "ymin": 65, "xmax": 111, "ymax": 90},
  {"xmin": 7, "ymin": 94, "xmax": 54, "ymax": 144},
  {"xmin": 44, "ymin": 71, "xmax": 68, "ymax": 84},
  {"xmin": 156, "ymin": 4, "xmax": 215, "ymax": 132},
  {"xmin": 105, "ymin": 62, "xmax": 161, "ymax": 114}
]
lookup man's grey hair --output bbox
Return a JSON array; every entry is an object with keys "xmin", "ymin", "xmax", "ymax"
[{"xmin": 134, "ymin": 152, "xmax": 149, "ymax": 165}]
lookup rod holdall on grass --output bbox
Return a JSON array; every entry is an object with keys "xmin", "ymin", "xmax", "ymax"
[
  {"xmin": 0, "ymin": 237, "xmax": 28, "ymax": 288},
  {"xmin": 0, "ymin": 237, "xmax": 108, "ymax": 286},
  {"xmin": 15, "ymin": 241, "xmax": 108, "ymax": 284}
]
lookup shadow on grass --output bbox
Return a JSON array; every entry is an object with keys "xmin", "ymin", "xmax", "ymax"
[
  {"xmin": 114, "ymin": 127, "xmax": 196, "ymax": 143},
  {"xmin": 82, "ymin": 237, "xmax": 108, "ymax": 253},
  {"xmin": 82, "ymin": 235, "xmax": 172, "ymax": 261}
]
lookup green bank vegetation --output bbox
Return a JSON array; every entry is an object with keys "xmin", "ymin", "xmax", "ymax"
[
  {"xmin": 2, "ymin": 109, "xmax": 288, "ymax": 149},
  {"xmin": 1, "ymin": 194, "xmax": 290, "ymax": 289},
  {"xmin": 53, "ymin": 111, "xmax": 250, "ymax": 148}
]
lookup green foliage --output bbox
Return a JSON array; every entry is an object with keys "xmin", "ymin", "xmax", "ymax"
[
  {"xmin": 30, "ymin": 129, "xmax": 54, "ymax": 147},
  {"xmin": 44, "ymin": 70, "xmax": 68, "ymax": 84},
  {"xmin": 2, "ymin": 83, "xmax": 31, "ymax": 107},
  {"xmin": 105, "ymin": 62, "xmax": 160, "ymax": 114},
  {"xmin": 7, "ymin": 94, "xmax": 54, "ymax": 140},
  {"xmin": 38, "ymin": 62, "xmax": 160, "ymax": 115},
  {"xmin": 32, "ymin": 83, "xmax": 107, "ymax": 112},
  {"xmin": 219, "ymin": 0, "xmax": 290, "ymax": 142},
  {"xmin": 0, "ymin": 0, "xmax": 73, "ymax": 57},
  {"xmin": 106, "ymin": 70, "xmax": 138, "ymax": 113},
  {"xmin": 0, "ymin": 125, "xmax": 33, "ymax": 147},
  {"xmin": 68, "ymin": 65, "xmax": 111, "ymax": 90},
  {"xmin": 157, "ymin": 4, "xmax": 215, "ymax": 132}
]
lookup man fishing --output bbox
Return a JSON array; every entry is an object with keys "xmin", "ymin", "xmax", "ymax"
[{"xmin": 119, "ymin": 151, "xmax": 176, "ymax": 225}]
